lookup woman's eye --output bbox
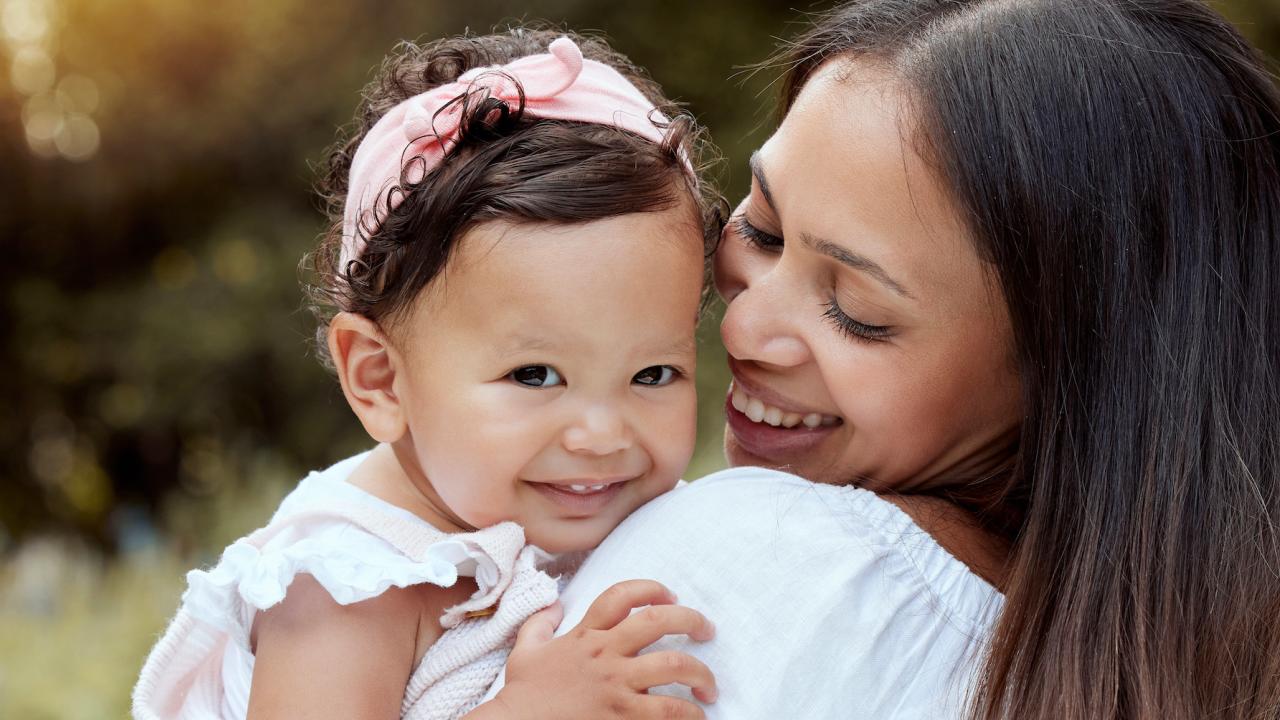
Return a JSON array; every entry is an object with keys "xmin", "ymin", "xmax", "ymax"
[
  {"xmin": 822, "ymin": 298, "xmax": 893, "ymax": 344},
  {"xmin": 509, "ymin": 365, "xmax": 564, "ymax": 388},
  {"xmin": 633, "ymin": 365, "xmax": 680, "ymax": 387},
  {"xmin": 733, "ymin": 215, "xmax": 783, "ymax": 251}
]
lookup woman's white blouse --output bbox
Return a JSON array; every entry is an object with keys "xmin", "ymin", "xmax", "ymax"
[{"xmin": 505, "ymin": 467, "xmax": 1005, "ymax": 719}]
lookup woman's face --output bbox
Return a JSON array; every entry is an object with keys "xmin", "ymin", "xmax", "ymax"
[{"xmin": 715, "ymin": 59, "xmax": 1022, "ymax": 492}]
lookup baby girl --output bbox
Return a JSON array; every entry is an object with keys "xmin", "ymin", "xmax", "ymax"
[{"xmin": 133, "ymin": 28, "xmax": 720, "ymax": 720}]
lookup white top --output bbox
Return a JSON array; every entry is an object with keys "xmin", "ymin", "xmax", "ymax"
[
  {"xmin": 133, "ymin": 452, "xmax": 561, "ymax": 720},
  {"xmin": 489, "ymin": 466, "xmax": 1003, "ymax": 719}
]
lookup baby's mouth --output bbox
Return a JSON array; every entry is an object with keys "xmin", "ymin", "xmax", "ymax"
[
  {"xmin": 729, "ymin": 381, "xmax": 842, "ymax": 429},
  {"xmin": 526, "ymin": 477, "xmax": 633, "ymax": 516},
  {"xmin": 527, "ymin": 476, "xmax": 633, "ymax": 496},
  {"xmin": 553, "ymin": 481, "xmax": 618, "ymax": 495}
]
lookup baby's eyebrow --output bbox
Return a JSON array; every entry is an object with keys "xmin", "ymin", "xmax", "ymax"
[
  {"xmin": 655, "ymin": 336, "xmax": 697, "ymax": 358},
  {"xmin": 497, "ymin": 334, "xmax": 695, "ymax": 360},
  {"xmin": 499, "ymin": 335, "xmax": 556, "ymax": 356}
]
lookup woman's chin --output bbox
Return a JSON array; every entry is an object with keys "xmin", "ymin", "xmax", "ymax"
[
  {"xmin": 722, "ymin": 422, "xmax": 813, "ymax": 477},
  {"xmin": 723, "ymin": 427, "xmax": 759, "ymax": 467}
]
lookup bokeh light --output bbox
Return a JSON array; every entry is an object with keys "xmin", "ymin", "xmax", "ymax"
[
  {"xmin": 10, "ymin": 45, "xmax": 53, "ymax": 93},
  {"xmin": 2, "ymin": 0, "xmax": 53, "ymax": 44},
  {"xmin": 4, "ymin": 0, "xmax": 101, "ymax": 161}
]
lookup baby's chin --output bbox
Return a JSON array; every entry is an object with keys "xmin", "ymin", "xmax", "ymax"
[
  {"xmin": 517, "ymin": 479, "xmax": 678, "ymax": 553},
  {"xmin": 523, "ymin": 521, "xmax": 616, "ymax": 554}
]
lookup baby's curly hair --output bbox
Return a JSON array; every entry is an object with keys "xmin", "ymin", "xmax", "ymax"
[{"xmin": 306, "ymin": 27, "xmax": 723, "ymax": 370}]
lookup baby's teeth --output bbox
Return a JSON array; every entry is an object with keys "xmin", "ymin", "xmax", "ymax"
[
  {"xmin": 731, "ymin": 387, "xmax": 748, "ymax": 413},
  {"xmin": 782, "ymin": 413, "xmax": 802, "ymax": 428},
  {"xmin": 746, "ymin": 398, "xmax": 766, "ymax": 423},
  {"xmin": 763, "ymin": 406, "xmax": 783, "ymax": 426},
  {"xmin": 589, "ymin": 484, "xmax": 606, "ymax": 491},
  {"xmin": 802, "ymin": 413, "xmax": 822, "ymax": 428},
  {"xmin": 569, "ymin": 484, "xmax": 588, "ymax": 492}
]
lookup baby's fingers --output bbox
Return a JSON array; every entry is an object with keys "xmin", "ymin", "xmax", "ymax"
[
  {"xmin": 613, "ymin": 604, "xmax": 716, "ymax": 655},
  {"xmin": 629, "ymin": 651, "xmax": 718, "ymax": 704},
  {"xmin": 512, "ymin": 601, "xmax": 563, "ymax": 652},
  {"xmin": 579, "ymin": 579, "xmax": 677, "ymax": 631},
  {"xmin": 629, "ymin": 694, "xmax": 707, "ymax": 720}
]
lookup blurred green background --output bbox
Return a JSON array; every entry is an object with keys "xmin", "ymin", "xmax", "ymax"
[{"xmin": 2, "ymin": 0, "xmax": 1279, "ymax": 717}]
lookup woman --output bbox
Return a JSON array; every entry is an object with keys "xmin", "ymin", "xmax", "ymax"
[{"xmin": 507, "ymin": 1, "xmax": 1280, "ymax": 718}]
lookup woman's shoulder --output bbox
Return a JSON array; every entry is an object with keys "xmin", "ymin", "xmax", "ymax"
[
  {"xmin": 590, "ymin": 465, "xmax": 1002, "ymax": 634},
  {"xmin": 559, "ymin": 467, "xmax": 1004, "ymax": 717},
  {"xmin": 627, "ymin": 465, "xmax": 856, "ymax": 530}
]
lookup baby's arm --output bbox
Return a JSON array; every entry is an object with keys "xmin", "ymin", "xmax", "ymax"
[
  {"xmin": 246, "ymin": 573, "xmax": 442, "ymax": 719},
  {"xmin": 467, "ymin": 580, "xmax": 718, "ymax": 720},
  {"xmin": 246, "ymin": 576, "xmax": 715, "ymax": 720}
]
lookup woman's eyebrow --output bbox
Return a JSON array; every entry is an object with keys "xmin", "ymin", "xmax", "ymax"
[
  {"xmin": 749, "ymin": 151, "xmax": 915, "ymax": 301},
  {"xmin": 803, "ymin": 234, "xmax": 915, "ymax": 300},
  {"xmin": 748, "ymin": 151, "xmax": 778, "ymax": 208}
]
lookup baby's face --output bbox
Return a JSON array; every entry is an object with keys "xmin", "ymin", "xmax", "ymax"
[{"xmin": 390, "ymin": 204, "xmax": 704, "ymax": 553}]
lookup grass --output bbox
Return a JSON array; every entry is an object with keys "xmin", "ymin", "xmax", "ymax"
[
  {"xmin": 0, "ymin": 470, "xmax": 292, "ymax": 719},
  {"xmin": 0, "ymin": 541, "xmax": 187, "ymax": 719}
]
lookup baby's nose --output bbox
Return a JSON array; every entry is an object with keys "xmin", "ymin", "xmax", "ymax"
[{"xmin": 562, "ymin": 405, "xmax": 632, "ymax": 456}]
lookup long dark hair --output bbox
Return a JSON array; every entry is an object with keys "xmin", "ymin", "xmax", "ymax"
[{"xmin": 780, "ymin": 1, "xmax": 1280, "ymax": 717}]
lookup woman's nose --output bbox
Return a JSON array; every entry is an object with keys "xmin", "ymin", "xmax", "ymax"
[
  {"xmin": 562, "ymin": 404, "xmax": 632, "ymax": 456},
  {"xmin": 715, "ymin": 236, "xmax": 811, "ymax": 368}
]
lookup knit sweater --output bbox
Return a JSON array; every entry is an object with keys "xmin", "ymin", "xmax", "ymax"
[{"xmin": 132, "ymin": 453, "xmax": 561, "ymax": 719}]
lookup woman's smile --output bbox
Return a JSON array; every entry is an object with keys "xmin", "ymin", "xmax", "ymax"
[
  {"xmin": 729, "ymin": 380, "xmax": 841, "ymax": 428},
  {"xmin": 722, "ymin": 359, "xmax": 845, "ymax": 466}
]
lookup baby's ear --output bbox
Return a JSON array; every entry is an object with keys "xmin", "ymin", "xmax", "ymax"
[{"xmin": 328, "ymin": 312, "xmax": 406, "ymax": 443}]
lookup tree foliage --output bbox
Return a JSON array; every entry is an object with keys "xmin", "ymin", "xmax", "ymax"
[{"xmin": 0, "ymin": 0, "xmax": 827, "ymax": 550}]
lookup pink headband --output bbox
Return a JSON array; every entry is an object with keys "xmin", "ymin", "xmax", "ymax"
[{"xmin": 340, "ymin": 37, "xmax": 678, "ymax": 271}]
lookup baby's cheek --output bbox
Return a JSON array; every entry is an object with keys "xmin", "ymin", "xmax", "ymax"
[
  {"xmin": 452, "ymin": 495, "xmax": 511, "ymax": 530},
  {"xmin": 433, "ymin": 464, "xmax": 513, "ymax": 526},
  {"xmin": 653, "ymin": 391, "xmax": 699, "ymax": 481}
]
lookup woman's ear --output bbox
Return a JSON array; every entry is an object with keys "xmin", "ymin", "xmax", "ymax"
[{"xmin": 328, "ymin": 312, "xmax": 406, "ymax": 443}]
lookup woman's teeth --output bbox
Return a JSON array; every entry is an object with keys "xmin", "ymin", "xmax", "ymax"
[{"xmin": 731, "ymin": 384, "xmax": 840, "ymax": 429}]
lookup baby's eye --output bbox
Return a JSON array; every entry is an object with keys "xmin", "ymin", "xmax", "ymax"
[
  {"xmin": 509, "ymin": 365, "xmax": 564, "ymax": 388},
  {"xmin": 632, "ymin": 365, "xmax": 679, "ymax": 387}
]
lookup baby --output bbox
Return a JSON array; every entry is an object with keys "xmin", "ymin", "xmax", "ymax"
[{"xmin": 132, "ymin": 28, "xmax": 719, "ymax": 720}]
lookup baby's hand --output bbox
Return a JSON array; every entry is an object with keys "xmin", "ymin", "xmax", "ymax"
[{"xmin": 492, "ymin": 579, "xmax": 717, "ymax": 719}]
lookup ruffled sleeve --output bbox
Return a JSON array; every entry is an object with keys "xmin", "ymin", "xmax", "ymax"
[
  {"xmin": 132, "ymin": 483, "xmax": 560, "ymax": 720},
  {"xmin": 181, "ymin": 513, "xmax": 466, "ymax": 648}
]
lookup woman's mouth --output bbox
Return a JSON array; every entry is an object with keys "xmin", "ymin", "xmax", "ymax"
[
  {"xmin": 724, "ymin": 379, "xmax": 843, "ymax": 464},
  {"xmin": 730, "ymin": 383, "xmax": 841, "ymax": 428}
]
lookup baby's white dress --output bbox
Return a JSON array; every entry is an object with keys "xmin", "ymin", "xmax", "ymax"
[
  {"xmin": 487, "ymin": 466, "xmax": 1006, "ymax": 719},
  {"xmin": 132, "ymin": 452, "xmax": 560, "ymax": 720}
]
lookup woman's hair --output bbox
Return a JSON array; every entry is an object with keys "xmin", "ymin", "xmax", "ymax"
[
  {"xmin": 779, "ymin": 1, "xmax": 1279, "ymax": 718},
  {"xmin": 307, "ymin": 27, "xmax": 722, "ymax": 366}
]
